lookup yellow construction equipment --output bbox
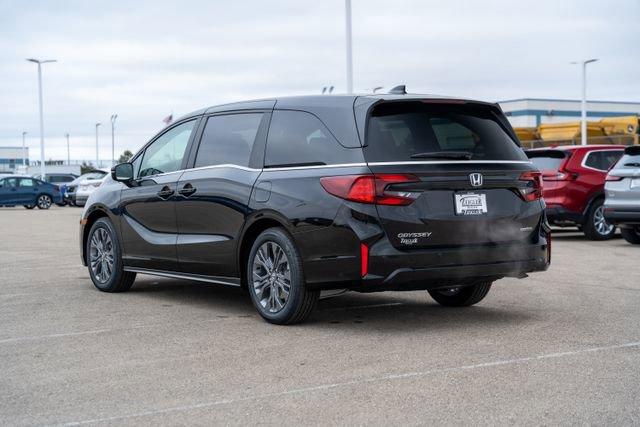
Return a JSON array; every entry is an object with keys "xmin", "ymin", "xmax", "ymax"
[{"xmin": 515, "ymin": 116, "xmax": 639, "ymax": 147}]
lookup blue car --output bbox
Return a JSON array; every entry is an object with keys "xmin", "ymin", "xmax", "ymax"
[{"xmin": 0, "ymin": 176, "xmax": 62, "ymax": 209}]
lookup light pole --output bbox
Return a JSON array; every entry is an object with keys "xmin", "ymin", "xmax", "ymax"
[
  {"xmin": 22, "ymin": 131, "xmax": 27, "ymax": 166},
  {"xmin": 26, "ymin": 58, "xmax": 57, "ymax": 179},
  {"xmin": 65, "ymin": 133, "xmax": 70, "ymax": 165},
  {"xmin": 571, "ymin": 58, "xmax": 598, "ymax": 146},
  {"xmin": 110, "ymin": 114, "xmax": 118, "ymax": 166},
  {"xmin": 345, "ymin": 0, "xmax": 353, "ymax": 94},
  {"xmin": 95, "ymin": 123, "xmax": 101, "ymax": 168}
]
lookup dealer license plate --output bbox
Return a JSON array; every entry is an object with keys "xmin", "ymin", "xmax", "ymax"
[{"xmin": 455, "ymin": 193, "xmax": 488, "ymax": 215}]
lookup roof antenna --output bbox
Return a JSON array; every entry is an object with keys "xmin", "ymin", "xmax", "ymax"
[{"xmin": 388, "ymin": 85, "xmax": 407, "ymax": 95}]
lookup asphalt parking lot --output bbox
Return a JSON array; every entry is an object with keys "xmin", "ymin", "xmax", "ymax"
[{"xmin": 1, "ymin": 207, "xmax": 639, "ymax": 426}]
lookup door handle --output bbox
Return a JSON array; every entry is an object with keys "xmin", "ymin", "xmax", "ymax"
[
  {"xmin": 178, "ymin": 183, "xmax": 197, "ymax": 197},
  {"xmin": 157, "ymin": 186, "xmax": 175, "ymax": 199}
]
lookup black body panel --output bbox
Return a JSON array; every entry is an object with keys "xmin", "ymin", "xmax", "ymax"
[{"xmin": 80, "ymin": 94, "xmax": 549, "ymax": 292}]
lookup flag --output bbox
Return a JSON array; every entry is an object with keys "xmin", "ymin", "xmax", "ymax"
[{"xmin": 162, "ymin": 113, "xmax": 173, "ymax": 125}]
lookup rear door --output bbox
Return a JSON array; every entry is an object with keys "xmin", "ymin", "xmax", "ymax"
[
  {"xmin": 362, "ymin": 100, "xmax": 541, "ymax": 250},
  {"xmin": 0, "ymin": 178, "xmax": 19, "ymax": 204},
  {"xmin": 175, "ymin": 112, "xmax": 268, "ymax": 277}
]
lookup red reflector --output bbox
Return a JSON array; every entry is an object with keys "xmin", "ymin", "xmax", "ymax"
[
  {"xmin": 360, "ymin": 243, "xmax": 369, "ymax": 277},
  {"xmin": 320, "ymin": 174, "xmax": 420, "ymax": 205},
  {"xmin": 519, "ymin": 171, "xmax": 543, "ymax": 202}
]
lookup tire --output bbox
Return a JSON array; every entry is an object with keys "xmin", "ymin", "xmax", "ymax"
[
  {"xmin": 23, "ymin": 205, "xmax": 35, "ymax": 209},
  {"xmin": 86, "ymin": 218, "xmax": 136, "ymax": 292},
  {"xmin": 621, "ymin": 226, "xmax": 640, "ymax": 244},
  {"xmin": 36, "ymin": 194, "xmax": 52, "ymax": 210},
  {"xmin": 247, "ymin": 227, "xmax": 319, "ymax": 325},
  {"xmin": 428, "ymin": 281, "xmax": 493, "ymax": 307},
  {"xmin": 583, "ymin": 199, "xmax": 616, "ymax": 240}
]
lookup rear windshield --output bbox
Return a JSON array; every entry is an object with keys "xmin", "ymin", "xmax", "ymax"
[
  {"xmin": 364, "ymin": 102, "xmax": 527, "ymax": 162},
  {"xmin": 526, "ymin": 150, "xmax": 567, "ymax": 171},
  {"xmin": 613, "ymin": 154, "xmax": 640, "ymax": 169}
]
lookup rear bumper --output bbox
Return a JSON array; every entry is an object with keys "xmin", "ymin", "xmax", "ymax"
[
  {"xmin": 604, "ymin": 207, "xmax": 640, "ymax": 226},
  {"xmin": 306, "ymin": 236, "xmax": 550, "ymax": 292}
]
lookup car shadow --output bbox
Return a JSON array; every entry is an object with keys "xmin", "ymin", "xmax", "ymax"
[{"xmin": 127, "ymin": 275, "xmax": 535, "ymax": 332}]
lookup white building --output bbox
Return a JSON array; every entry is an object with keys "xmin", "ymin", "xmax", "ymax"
[
  {"xmin": 498, "ymin": 98, "xmax": 640, "ymax": 128},
  {"xmin": 0, "ymin": 146, "xmax": 29, "ymax": 173}
]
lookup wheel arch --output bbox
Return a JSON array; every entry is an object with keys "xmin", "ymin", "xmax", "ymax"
[
  {"xmin": 81, "ymin": 207, "xmax": 112, "ymax": 265},
  {"xmin": 237, "ymin": 211, "xmax": 293, "ymax": 289},
  {"xmin": 581, "ymin": 191, "xmax": 605, "ymax": 219}
]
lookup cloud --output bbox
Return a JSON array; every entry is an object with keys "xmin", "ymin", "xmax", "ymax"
[{"xmin": 0, "ymin": 0, "xmax": 638, "ymax": 161}]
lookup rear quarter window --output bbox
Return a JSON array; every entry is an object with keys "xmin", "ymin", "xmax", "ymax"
[
  {"xmin": 583, "ymin": 150, "xmax": 624, "ymax": 171},
  {"xmin": 265, "ymin": 110, "xmax": 359, "ymax": 167}
]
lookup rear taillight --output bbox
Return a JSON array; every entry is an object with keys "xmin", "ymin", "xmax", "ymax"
[
  {"xmin": 542, "ymin": 170, "xmax": 578, "ymax": 181},
  {"xmin": 605, "ymin": 174, "xmax": 623, "ymax": 181},
  {"xmin": 518, "ymin": 171, "xmax": 543, "ymax": 202},
  {"xmin": 320, "ymin": 174, "xmax": 420, "ymax": 206}
]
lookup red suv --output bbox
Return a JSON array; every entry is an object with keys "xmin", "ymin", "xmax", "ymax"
[{"xmin": 526, "ymin": 145, "xmax": 625, "ymax": 240}]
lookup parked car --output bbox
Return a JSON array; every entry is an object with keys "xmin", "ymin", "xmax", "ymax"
[
  {"xmin": 604, "ymin": 145, "xmax": 640, "ymax": 244},
  {"xmin": 0, "ymin": 176, "xmax": 62, "ymax": 209},
  {"xmin": 65, "ymin": 170, "xmax": 108, "ymax": 206},
  {"xmin": 80, "ymin": 94, "xmax": 550, "ymax": 324},
  {"xmin": 32, "ymin": 173, "xmax": 78, "ymax": 205},
  {"xmin": 525, "ymin": 145, "xmax": 625, "ymax": 240}
]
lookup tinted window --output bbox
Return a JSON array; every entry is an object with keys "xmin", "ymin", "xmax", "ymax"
[
  {"xmin": 526, "ymin": 150, "xmax": 568, "ymax": 171},
  {"xmin": 52, "ymin": 175, "xmax": 74, "ymax": 183},
  {"xmin": 195, "ymin": 113, "xmax": 263, "ymax": 168},
  {"xmin": 265, "ymin": 110, "xmax": 346, "ymax": 167},
  {"xmin": 139, "ymin": 120, "xmax": 196, "ymax": 177},
  {"xmin": 364, "ymin": 102, "xmax": 527, "ymax": 162},
  {"xmin": 19, "ymin": 178, "xmax": 35, "ymax": 187},
  {"xmin": 584, "ymin": 150, "xmax": 623, "ymax": 171},
  {"xmin": 1, "ymin": 178, "xmax": 17, "ymax": 188}
]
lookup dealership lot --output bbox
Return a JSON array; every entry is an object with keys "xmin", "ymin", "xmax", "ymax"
[{"xmin": 1, "ymin": 207, "xmax": 639, "ymax": 425}]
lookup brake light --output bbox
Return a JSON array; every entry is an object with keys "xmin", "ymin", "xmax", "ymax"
[
  {"xmin": 320, "ymin": 174, "xmax": 420, "ymax": 206},
  {"xmin": 605, "ymin": 174, "xmax": 623, "ymax": 181},
  {"xmin": 518, "ymin": 171, "xmax": 543, "ymax": 202}
]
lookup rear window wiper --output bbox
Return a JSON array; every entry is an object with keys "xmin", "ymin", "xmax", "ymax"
[{"xmin": 410, "ymin": 151, "xmax": 473, "ymax": 160}]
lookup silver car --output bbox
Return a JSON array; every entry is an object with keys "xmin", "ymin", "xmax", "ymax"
[{"xmin": 604, "ymin": 145, "xmax": 640, "ymax": 244}]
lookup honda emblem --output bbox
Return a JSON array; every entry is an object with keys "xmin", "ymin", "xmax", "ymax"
[{"xmin": 469, "ymin": 173, "xmax": 483, "ymax": 187}]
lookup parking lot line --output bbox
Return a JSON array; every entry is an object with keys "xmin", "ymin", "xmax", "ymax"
[{"xmin": 58, "ymin": 340, "xmax": 640, "ymax": 426}]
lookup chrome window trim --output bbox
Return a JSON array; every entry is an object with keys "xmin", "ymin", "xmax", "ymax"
[{"xmin": 135, "ymin": 159, "xmax": 534, "ymax": 178}]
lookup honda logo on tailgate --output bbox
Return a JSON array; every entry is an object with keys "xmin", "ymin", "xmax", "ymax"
[{"xmin": 469, "ymin": 173, "xmax": 483, "ymax": 187}]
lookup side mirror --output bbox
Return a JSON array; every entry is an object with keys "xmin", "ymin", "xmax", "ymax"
[{"xmin": 111, "ymin": 163, "xmax": 134, "ymax": 183}]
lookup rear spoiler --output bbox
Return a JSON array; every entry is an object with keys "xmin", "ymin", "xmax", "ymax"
[{"xmin": 625, "ymin": 145, "xmax": 640, "ymax": 156}]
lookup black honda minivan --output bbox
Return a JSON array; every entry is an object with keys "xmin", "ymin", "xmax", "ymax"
[{"xmin": 80, "ymin": 94, "xmax": 550, "ymax": 324}]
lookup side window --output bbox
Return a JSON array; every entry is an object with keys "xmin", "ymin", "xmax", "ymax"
[
  {"xmin": 139, "ymin": 120, "xmax": 196, "ymax": 177},
  {"xmin": 265, "ymin": 110, "xmax": 345, "ymax": 167},
  {"xmin": 20, "ymin": 178, "xmax": 35, "ymax": 187},
  {"xmin": 2, "ymin": 178, "xmax": 18, "ymax": 188},
  {"xmin": 195, "ymin": 113, "xmax": 263, "ymax": 168},
  {"xmin": 584, "ymin": 151, "xmax": 623, "ymax": 171}
]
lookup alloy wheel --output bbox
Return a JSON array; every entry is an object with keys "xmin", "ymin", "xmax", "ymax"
[
  {"xmin": 252, "ymin": 241, "xmax": 291, "ymax": 313},
  {"xmin": 593, "ymin": 205, "xmax": 614, "ymax": 236},
  {"xmin": 89, "ymin": 228, "xmax": 115, "ymax": 284},
  {"xmin": 37, "ymin": 195, "xmax": 52, "ymax": 209}
]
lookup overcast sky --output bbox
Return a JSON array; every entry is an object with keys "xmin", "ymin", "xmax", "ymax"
[{"xmin": 1, "ymin": 0, "xmax": 639, "ymax": 162}]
